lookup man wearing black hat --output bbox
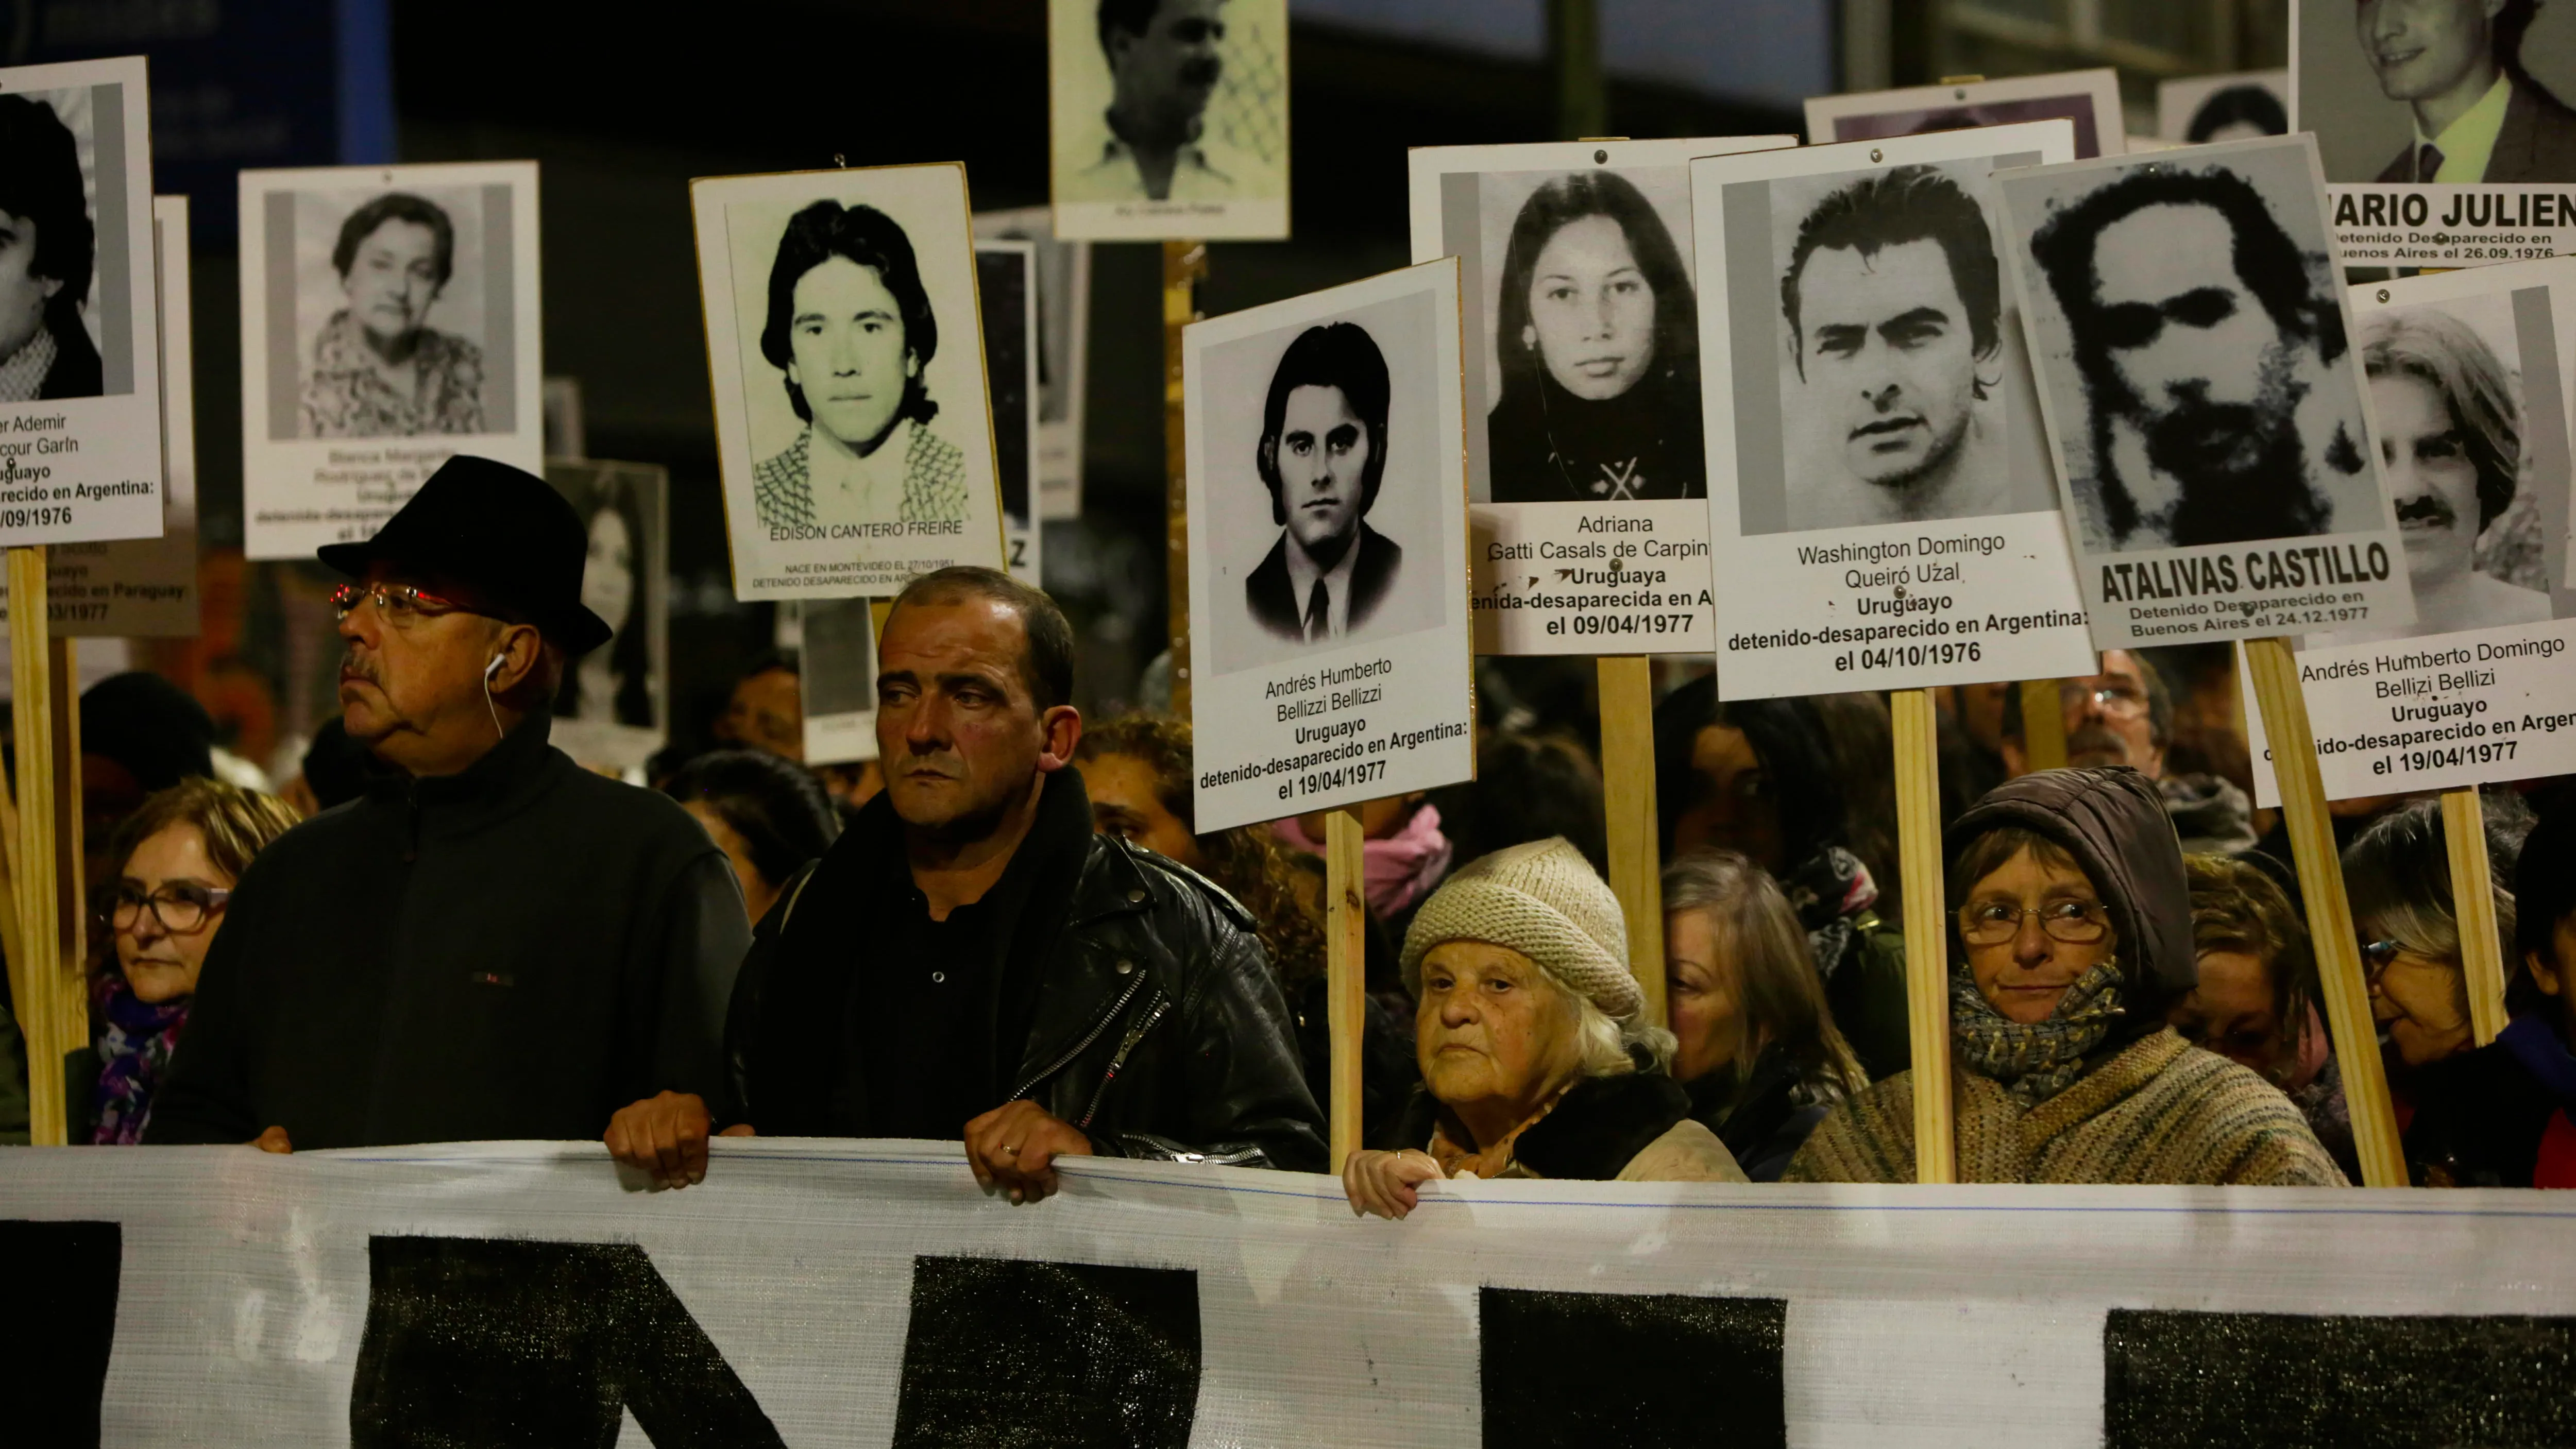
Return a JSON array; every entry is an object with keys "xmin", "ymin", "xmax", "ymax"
[{"xmin": 149, "ymin": 457, "xmax": 752, "ymax": 1148}]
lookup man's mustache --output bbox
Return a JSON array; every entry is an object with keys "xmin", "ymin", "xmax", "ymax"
[
  {"xmin": 2064, "ymin": 725, "xmax": 2131, "ymax": 760},
  {"xmin": 338, "ymin": 649, "xmax": 380, "ymax": 686},
  {"xmin": 2396, "ymin": 494, "xmax": 2459, "ymax": 527}
]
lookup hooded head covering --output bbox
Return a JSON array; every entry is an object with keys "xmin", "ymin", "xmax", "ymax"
[{"xmin": 1943, "ymin": 765, "xmax": 2195, "ymax": 1048}]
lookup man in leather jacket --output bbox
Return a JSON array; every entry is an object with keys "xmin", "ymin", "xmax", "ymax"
[{"xmin": 608, "ymin": 567, "xmax": 1324, "ymax": 1197}]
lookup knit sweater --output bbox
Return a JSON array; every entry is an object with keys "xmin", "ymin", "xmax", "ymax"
[{"xmin": 1781, "ymin": 1028, "xmax": 2348, "ymax": 1186}]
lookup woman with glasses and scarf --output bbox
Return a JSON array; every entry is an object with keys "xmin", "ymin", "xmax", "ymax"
[
  {"xmin": 1785, "ymin": 767, "xmax": 2345, "ymax": 1185},
  {"xmin": 89, "ymin": 778, "xmax": 301, "ymax": 1144}
]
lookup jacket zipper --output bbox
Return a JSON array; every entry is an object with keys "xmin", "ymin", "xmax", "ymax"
[
  {"xmin": 1006, "ymin": 971, "xmax": 1149, "ymax": 1103},
  {"xmin": 1076, "ymin": 993, "xmax": 1170, "ymax": 1131}
]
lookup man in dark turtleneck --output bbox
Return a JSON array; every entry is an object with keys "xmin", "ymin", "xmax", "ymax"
[{"xmin": 148, "ymin": 457, "xmax": 751, "ymax": 1148}]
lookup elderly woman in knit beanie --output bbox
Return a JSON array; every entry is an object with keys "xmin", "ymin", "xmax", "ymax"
[
  {"xmin": 1784, "ymin": 768, "xmax": 2345, "ymax": 1186},
  {"xmin": 1343, "ymin": 838, "xmax": 1744, "ymax": 1218}
]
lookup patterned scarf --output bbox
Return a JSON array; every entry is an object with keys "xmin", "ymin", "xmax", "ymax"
[
  {"xmin": 90, "ymin": 973, "xmax": 188, "ymax": 1146},
  {"xmin": 1782, "ymin": 846, "xmax": 1879, "ymax": 981},
  {"xmin": 1949, "ymin": 959, "xmax": 2126, "ymax": 1105}
]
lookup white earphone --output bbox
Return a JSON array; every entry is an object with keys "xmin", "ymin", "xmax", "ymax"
[{"xmin": 482, "ymin": 652, "xmax": 507, "ymax": 739}]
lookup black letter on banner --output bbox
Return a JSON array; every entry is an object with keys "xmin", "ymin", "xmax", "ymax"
[
  {"xmin": 1479, "ymin": 1287, "xmax": 1786, "ymax": 1447},
  {"xmin": 2, "ymin": 1220, "xmax": 120, "ymax": 1448},
  {"xmin": 2105, "ymin": 1308, "xmax": 2576, "ymax": 1446},
  {"xmin": 892, "ymin": 1256, "xmax": 1200, "ymax": 1447},
  {"xmin": 349, "ymin": 1236, "xmax": 783, "ymax": 1448}
]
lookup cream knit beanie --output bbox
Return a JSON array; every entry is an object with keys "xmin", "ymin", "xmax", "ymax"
[{"xmin": 1399, "ymin": 836, "xmax": 1639, "ymax": 1018}]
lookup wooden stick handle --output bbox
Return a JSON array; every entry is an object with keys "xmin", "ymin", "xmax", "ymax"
[
  {"xmin": 2243, "ymin": 636, "xmax": 2405, "ymax": 1186},
  {"xmin": 1596, "ymin": 656, "xmax": 1665, "ymax": 1027},
  {"xmin": 1324, "ymin": 805, "xmax": 1366, "ymax": 1172},
  {"xmin": 1891, "ymin": 688, "xmax": 1955, "ymax": 1184},
  {"xmin": 2018, "ymin": 678, "xmax": 2069, "ymax": 772},
  {"xmin": 2442, "ymin": 787, "xmax": 2509, "ymax": 1046},
  {"xmin": 1162, "ymin": 239, "xmax": 1206, "ymax": 720},
  {"xmin": 7, "ymin": 545, "xmax": 65, "ymax": 1146}
]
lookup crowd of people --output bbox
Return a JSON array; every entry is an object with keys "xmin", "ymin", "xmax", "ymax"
[{"xmin": 4, "ymin": 455, "xmax": 2572, "ymax": 1204}]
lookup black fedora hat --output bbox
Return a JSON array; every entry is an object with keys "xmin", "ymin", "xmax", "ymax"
[{"xmin": 316, "ymin": 455, "xmax": 614, "ymax": 656}]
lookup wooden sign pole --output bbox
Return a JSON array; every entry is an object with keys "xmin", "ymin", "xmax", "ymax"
[
  {"xmin": 2017, "ymin": 678, "xmax": 2069, "ymax": 772},
  {"xmin": 1890, "ymin": 687, "xmax": 1956, "ymax": 1183},
  {"xmin": 2243, "ymin": 636, "xmax": 2405, "ymax": 1186},
  {"xmin": 2441, "ymin": 788, "xmax": 2510, "ymax": 1046},
  {"xmin": 1324, "ymin": 804, "xmax": 1366, "ymax": 1170},
  {"xmin": 6, "ymin": 545, "xmax": 77, "ymax": 1146},
  {"xmin": 1597, "ymin": 656, "xmax": 1665, "ymax": 1026},
  {"xmin": 1162, "ymin": 239, "xmax": 1207, "ymax": 719}
]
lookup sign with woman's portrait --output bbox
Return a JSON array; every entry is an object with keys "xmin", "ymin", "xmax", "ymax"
[
  {"xmin": 693, "ymin": 163, "xmax": 1006, "ymax": 599},
  {"xmin": 1691, "ymin": 122, "xmax": 2097, "ymax": 701},
  {"xmin": 1406, "ymin": 135, "xmax": 1795, "ymax": 655},
  {"xmin": 0, "ymin": 57, "xmax": 164, "ymax": 549},
  {"xmin": 1183, "ymin": 259, "xmax": 1473, "ymax": 833},
  {"xmin": 545, "ymin": 460, "xmax": 667, "ymax": 773},
  {"xmin": 239, "ymin": 160, "xmax": 543, "ymax": 559}
]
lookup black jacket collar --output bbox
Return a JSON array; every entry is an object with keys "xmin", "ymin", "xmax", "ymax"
[{"xmin": 361, "ymin": 709, "xmax": 566, "ymax": 831}]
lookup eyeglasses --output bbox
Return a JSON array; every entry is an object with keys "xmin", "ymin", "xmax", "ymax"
[
  {"xmin": 105, "ymin": 881, "xmax": 231, "ymax": 935},
  {"xmin": 2361, "ymin": 939, "xmax": 2403, "ymax": 980},
  {"xmin": 329, "ymin": 582, "xmax": 489, "ymax": 628},
  {"xmin": 2059, "ymin": 681, "xmax": 2151, "ymax": 719},
  {"xmin": 1958, "ymin": 898, "xmax": 2110, "ymax": 946}
]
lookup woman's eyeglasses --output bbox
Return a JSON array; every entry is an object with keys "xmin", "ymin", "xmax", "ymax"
[
  {"xmin": 104, "ymin": 881, "xmax": 231, "ymax": 935},
  {"xmin": 2361, "ymin": 939, "xmax": 2403, "ymax": 980},
  {"xmin": 1958, "ymin": 899, "xmax": 2110, "ymax": 946}
]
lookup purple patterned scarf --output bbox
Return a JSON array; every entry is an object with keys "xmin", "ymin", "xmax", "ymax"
[{"xmin": 90, "ymin": 973, "xmax": 188, "ymax": 1145}]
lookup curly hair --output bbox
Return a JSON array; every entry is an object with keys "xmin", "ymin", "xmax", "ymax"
[{"xmin": 1076, "ymin": 714, "xmax": 1327, "ymax": 988}]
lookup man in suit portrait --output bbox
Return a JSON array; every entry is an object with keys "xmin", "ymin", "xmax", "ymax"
[
  {"xmin": 1245, "ymin": 321, "xmax": 1402, "ymax": 644},
  {"xmin": 2361, "ymin": 0, "xmax": 2576, "ymax": 182}
]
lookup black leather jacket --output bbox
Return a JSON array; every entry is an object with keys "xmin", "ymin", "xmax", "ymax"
[{"xmin": 727, "ymin": 795, "xmax": 1326, "ymax": 1173}]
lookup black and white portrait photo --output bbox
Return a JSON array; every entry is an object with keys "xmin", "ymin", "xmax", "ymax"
[
  {"xmin": 2158, "ymin": 71, "xmax": 2291, "ymax": 145},
  {"xmin": 2296, "ymin": 0, "xmax": 2576, "ymax": 182},
  {"xmin": 694, "ymin": 162, "xmax": 1003, "ymax": 597},
  {"xmin": 1808, "ymin": 71, "xmax": 2125, "ymax": 160},
  {"xmin": 1191, "ymin": 275, "xmax": 1460, "ymax": 676},
  {"xmin": 977, "ymin": 242, "xmax": 1035, "ymax": 539},
  {"xmin": 975, "ymin": 205, "xmax": 1093, "ymax": 519},
  {"xmin": 0, "ymin": 88, "xmax": 104, "ymax": 403},
  {"xmin": 1048, "ymin": 0, "xmax": 1289, "ymax": 240},
  {"xmin": 1773, "ymin": 161, "xmax": 2019, "ymax": 529},
  {"xmin": 550, "ymin": 462, "xmax": 665, "ymax": 732},
  {"xmin": 798, "ymin": 596, "xmax": 880, "ymax": 765},
  {"xmin": 1481, "ymin": 168, "xmax": 1704, "ymax": 503},
  {"xmin": 2004, "ymin": 140, "xmax": 2386, "ymax": 552},
  {"xmin": 240, "ymin": 160, "xmax": 541, "ymax": 561}
]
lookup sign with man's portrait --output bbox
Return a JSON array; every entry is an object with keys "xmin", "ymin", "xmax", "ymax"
[
  {"xmin": 239, "ymin": 159, "xmax": 543, "ymax": 560},
  {"xmin": 2296, "ymin": 0, "xmax": 2576, "ymax": 272},
  {"xmin": 692, "ymin": 162, "xmax": 1006, "ymax": 599},
  {"xmin": 0, "ymin": 57, "xmax": 164, "ymax": 550},
  {"xmin": 799, "ymin": 596, "xmax": 880, "ymax": 766},
  {"xmin": 1690, "ymin": 123, "xmax": 2095, "ymax": 700},
  {"xmin": 544, "ymin": 460, "xmax": 667, "ymax": 773},
  {"xmin": 1806, "ymin": 70, "xmax": 2127, "ymax": 160},
  {"xmin": 0, "ymin": 194, "xmax": 195, "ymax": 635},
  {"xmin": 976, "ymin": 240, "xmax": 1043, "ymax": 585},
  {"xmin": 1183, "ymin": 259, "xmax": 1473, "ymax": 832},
  {"xmin": 1404, "ymin": 135, "xmax": 1796, "ymax": 656},
  {"xmin": 1997, "ymin": 134, "xmax": 2416, "ymax": 648},
  {"xmin": 2246, "ymin": 254, "xmax": 2576, "ymax": 804},
  {"xmin": 974, "ymin": 206, "xmax": 1092, "ymax": 520},
  {"xmin": 1048, "ymin": 0, "xmax": 1290, "ymax": 242}
]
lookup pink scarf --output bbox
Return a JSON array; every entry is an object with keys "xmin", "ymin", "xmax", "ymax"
[{"xmin": 1274, "ymin": 803, "xmax": 1453, "ymax": 918}]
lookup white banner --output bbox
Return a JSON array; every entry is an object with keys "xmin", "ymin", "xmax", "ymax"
[{"xmin": 8, "ymin": 1140, "xmax": 2576, "ymax": 1446}]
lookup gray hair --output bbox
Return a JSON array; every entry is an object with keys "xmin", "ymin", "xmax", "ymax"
[
  {"xmin": 1663, "ymin": 847, "xmax": 1866, "ymax": 1103},
  {"xmin": 2344, "ymin": 796, "xmax": 2522, "ymax": 970}
]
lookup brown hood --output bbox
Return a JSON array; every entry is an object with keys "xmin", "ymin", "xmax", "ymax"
[{"xmin": 1944, "ymin": 766, "xmax": 2194, "ymax": 1044}]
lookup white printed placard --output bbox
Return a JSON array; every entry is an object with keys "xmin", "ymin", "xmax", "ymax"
[
  {"xmin": 693, "ymin": 162, "xmax": 1006, "ymax": 599},
  {"xmin": 976, "ymin": 240, "xmax": 1043, "ymax": 584},
  {"xmin": 1691, "ymin": 123, "xmax": 2097, "ymax": 698},
  {"xmin": 799, "ymin": 596, "xmax": 880, "ymax": 766},
  {"xmin": 1806, "ymin": 69, "xmax": 2127, "ymax": 159},
  {"xmin": 0, "ymin": 57, "xmax": 163, "ymax": 548},
  {"xmin": 239, "ymin": 160, "xmax": 542, "ymax": 559},
  {"xmin": 974, "ymin": 206, "xmax": 1091, "ymax": 520},
  {"xmin": 1184, "ymin": 260, "xmax": 1474, "ymax": 833},
  {"xmin": 0, "ymin": 194, "xmax": 197, "ymax": 635},
  {"xmin": 546, "ymin": 461, "xmax": 668, "ymax": 773},
  {"xmin": 2247, "ymin": 255, "xmax": 2576, "ymax": 803},
  {"xmin": 1996, "ymin": 134, "xmax": 2416, "ymax": 649},
  {"xmin": 1047, "ymin": 0, "xmax": 1290, "ymax": 241},
  {"xmin": 1404, "ymin": 135, "xmax": 1796, "ymax": 656},
  {"xmin": 2294, "ymin": 0, "xmax": 2576, "ymax": 277}
]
